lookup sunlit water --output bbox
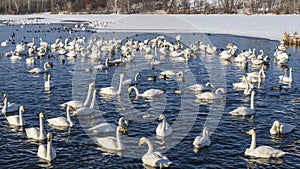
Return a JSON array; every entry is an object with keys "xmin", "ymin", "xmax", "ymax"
[{"xmin": 0, "ymin": 23, "xmax": 299, "ymax": 168}]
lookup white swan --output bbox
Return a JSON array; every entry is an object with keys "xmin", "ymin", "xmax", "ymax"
[
  {"xmin": 28, "ymin": 62, "xmax": 51, "ymax": 74},
  {"xmin": 47, "ymin": 105, "xmax": 75, "ymax": 127},
  {"xmin": 25, "ymin": 112, "xmax": 46, "ymax": 140},
  {"xmin": 279, "ymin": 67, "xmax": 292, "ymax": 83},
  {"xmin": 2, "ymin": 94, "xmax": 20, "ymax": 114},
  {"xmin": 37, "ymin": 133, "xmax": 56, "ymax": 162},
  {"xmin": 188, "ymin": 82, "xmax": 214, "ymax": 91},
  {"xmin": 122, "ymin": 72, "xmax": 140, "ymax": 86},
  {"xmin": 99, "ymin": 73, "xmax": 125, "ymax": 97},
  {"xmin": 233, "ymin": 76, "xmax": 250, "ymax": 89},
  {"xmin": 193, "ymin": 127, "xmax": 211, "ymax": 148},
  {"xmin": 156, "ymin": 114, "xmax": 172, "ymax": 137},
  {"xmin": 89, "ymin": 117, "xmax": 129, "ymax": 133},
  {"xmin": 44, "ymin": 74, "xmax": 51, "ymax": 90},
  {"xmin": 270, "ymin": 120, "xmax": 295, "ymax": 135},
  {"xmin": 95, "ymin": 126, "xmax": 126, "ymax": 151},
  {"xmin": 73, "ymin": 89, "xmax": 97, "ymax": 116},
  {"xmin": 245, "ymin": 129, "xmax": 286, "ymax": 158},
  {"xmin": 6, "ymin": 105, "xmax": 25, "ymax": 126},
  {"xmin": 196, "ymin": 88, "xmax": 226, "ymax": 100},
  {"xmin": 138, "ymin": 137, "xmax": 172, "ymax": 168},
  {"xmin": 60, "ymin": 82, "xmax": 95, "ymax": 109},
  {"xmin": 128, "ymin": 86, "xmax": 165, "ymax": 99},
  {"xmin": 229, "ymin": 90, "xmax": 255, "ymax": 116}
]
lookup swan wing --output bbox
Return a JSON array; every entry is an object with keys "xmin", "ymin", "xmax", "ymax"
[
  {"xmin": 249, "ymin": 146, "xmax": 286, "ymax": 158},
  {"xmin": 95, "ymin": 136, "xmax": 121, "ymax": 150},
  {"xmin": 60, "ymin": 100, "xmax": 82, "ymax": 109},
  {"xmin": 89, "ymin": 123, "xmax": 116, "ymax": 133},
  {"xmin": 156, "ymin": 122, "xmax": 172, "ymax": 137},
  {"xmin": 188, "ymin": 84, "xmax": 203, "ymax": 91},
  {"xmin": 47, "ymin": 117, "xmax": 69, "ymax": 127},
  {"xmin": 25, "ymin": 127, "xmax": 40, "ymax": 139},
  {"xmin": 28, "ymin": 68, "xmax": 42, "ymax": 74},
  {"xmin": 74, "ymin": 107, "xmax": 94, "ymax": 116},
  {"xmin": 142, "ymin": 152, "xmax": 172, "ymax": 168},
  {"xmin": 229, "ymin": 107, "xmax": 254, "ymax": 116},
  {"xmin": 100, "ymin": 87, "xmax": 116, "ymax": 95},
  {"xmin": 37, "ymin": 144, "xmax": 47, "ymax": 159},
  {"xmin": 6, "ymin": 115, "xmax": 20, "ymax": 126},
  {"xmin": 193, "ymin": 136, "xmax": 211, "ymax": 148},
  {"xmin": 142, "ymin": 89, "xmax": 163, "ymax": 97},
  {"xmin": 196, "ymin": 92, "xmax": 214, "ymax": 100}
]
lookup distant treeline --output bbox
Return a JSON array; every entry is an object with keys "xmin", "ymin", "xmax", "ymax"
[{"xmin": 0, "ymin": 0, "xmax": 299, "ymax": 15}]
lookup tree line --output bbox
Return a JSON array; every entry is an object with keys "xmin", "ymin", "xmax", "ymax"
[{"xmin": 0, "ymin": 0, "xmax": 299, "ymax": 15}]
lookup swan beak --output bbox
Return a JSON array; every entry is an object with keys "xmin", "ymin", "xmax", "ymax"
[
  {"xmin": 40, "ymin": 112, "xmax": 45, "ymax": 119},
  {"xmin": 277, "ymin": 127, "xmax": 281, "ymax": 134},
  {"xmin": 138, "ymin": 138, "xmax": 143, "ymax": 147},
  {"xmin": 127, "ymin": 89, "xmax": 131, "ymax": 94},
  {"xmin": 124, "ymin": 119, "xmax": 129, "ymax": 127},
  {"xmin": 47, "ymin": 133, "xmax": 51, "ymax": 141},
  {"xmin": 246, "ymin": 130, "xmax": 251, "ymax": 135},
  {"xmin": 157, "ymin": 116, "xmax": 163, "ymax": 121},
  {"xmin": 21, "ymin": 107, "xmax": 25, "ymax": 113},
  {"xmin": 90, "ymin": 82, "xmax": 96, "ymax": 86},
  {"xmin": 3, "ymin": 94, "xmax": 7, "ymax": 99},
  {"xmin": 119, "ymin": 126, "xmax": 127, "ymax": 133}
]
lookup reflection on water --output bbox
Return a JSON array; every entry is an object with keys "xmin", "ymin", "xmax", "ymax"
[{"xmin": 0, "ymin": 24, "xmax": 299, "ymax": 168}]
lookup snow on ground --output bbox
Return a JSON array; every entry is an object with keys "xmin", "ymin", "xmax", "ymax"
[{"xmin": 1, "ymin": 14, "xmax": 299, "ymax": 41}]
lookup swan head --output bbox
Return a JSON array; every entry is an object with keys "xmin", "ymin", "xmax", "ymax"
[
  {"xmin": 20, "ymin": 105, "xmax": 25, "ymax": 113},
  {"xmin": 203, "ymin": 127, "xmax": 210, "ymax": 137},
  {"xmin": 117, "ymin": 126, "xmax": 127, "ymax": 133},
  {"xmin": 273, "ymin": 120, "xmax": 281, "ymax": 133},
  {"xmin": 138, "ymin": 137, "xmax": 147, "ymax": 146},
  {"xmin": 246, "ymin": 129, "xmax": 255, "ymax": 135},
  {"xmin": 47, "ymin": 133, "xmax": 52, "ymax": 142},
  {"xmin": 120, "ymin": 73, "xmax": 126, "ymax": 79},
  {"xmin": 89, "ymin": 81, "xmax": 96, "ymax": 86},
  {"xmin": 157, "ymin": 114, "xmax": 165, "ymax": 121},
  {"xmin": 3, "ymin": 94, "xmax": 7, "ymax": 99},
  {"xmin": 40, "ymin": 112, "xmax": 45, "ymax": 119}
]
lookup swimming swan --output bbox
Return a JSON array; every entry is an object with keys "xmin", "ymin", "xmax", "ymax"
[
  {"xmin": 95, "ymin": 126, "xmax": 126, "ymax": 151},
  {"xmin": 6, "ymin": 105, "xmax": 25, "ymax": 126},
  {"xmin": 37, "ymin": 133, "xmax": 56, "ymax": 162},
  {"xmin": 128, "ymin": 86, "xmax": 165, "ymax": 99},
  {"xmin": 270, "ymin": 120, "xmax": 295, "ymax": 135},
  {"xmin": 25, "ymin": 112, "xmax": 46, "ymax": 140},
  {"xmin": 229, "ymin": 90, "xmax": 255, "ymax": 116},
  {"xmin": 188, "ymin": 82, "xmax": 215, "ymax": 92},
  {"xmin": 138, "ymin": 137, "xmax": 172, "ymax": 168},
  {"xmin": 28, "ymin": 62, "xmax": 51, "ymax": 74},
  {"xmin": 196, "ymin": 88, "xmax": 226, "ymax": 100},
  {"xmin": 2, "ymin": 94, "xmax": 20, "ymax": 114},
  {"xmin": 279, "ymin": 67, "xmax": 292, "ymax": 83},
  {"xmin": 89, "ymin": 117, "xmax": 129, "ymax": 133},
  {"xmin": 73, "ymin": 89, "xmax": 97, "ymax": 116},
  {"xmin": 193, "ymin": 127, "xmax": 211, "ymax": 148},
  {"xmin": 99, "ymin": 73, "xmax": 125, "ymax": 97},
  {"xmin": 156, "ymin": 114, "xmax": 172, "ymax": 137},
  {"xmin": 60, "ymin": 82, "xmax": 95, "ymax": 109},
  {"xmin": 47, "ymin": 105, "xmax": 75, "ymax": 127},
  {"xmin": 245, "ymin": 129, "xmax": 286, "ymax": 158}
]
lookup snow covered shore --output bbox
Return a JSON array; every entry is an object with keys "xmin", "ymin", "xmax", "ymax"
[{"xmin": 0, "ymin": 14, "xmax": 299, "ymax": 41}]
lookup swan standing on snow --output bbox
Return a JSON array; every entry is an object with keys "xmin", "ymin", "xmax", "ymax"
[
  {"xmin": 138, "ymin": 137, "xmax": 172, "ymax": 168},
  {"xmin": 2, "ymin": 94, "xmax": 20, "ymax": 114},
  {"xmin": 99, "ymin": 73, "xmax": 125, "ymax": 97},
  {"xmin": 37, "ymin": 133, "xmax": 56, "ymax": 162},
  {"xmin": 229, "ymin": 90, "xmax": 255, "ymax": 116},
  {"xmin": 95, "ymin": 126, "xmax": 126, "ymax": 151},
  {"xmin": 6, "ymin": 105, "xmax": 25, "ymax": 126},
  {"xmin": 28, "ymin": 61, "xmax": 51, "ymax": 74},
  {"xmin": 60, "ymin": 82, "xmax": 95, "ymax": 109},
  {"xmin": 245, "ymin": 129, "xmax": 286, "ymax": 158},
  {"xmin": 73, "ymin": 89, "xmax": 97, "ymax": 116},
  {"xmin": 89, "ymin": 117, "xmax": 129, "ymax": 133},
  {"xmin": 193, "ymin": 127, "xmax": 211, "ymax": 148},
  {"xmin": 25, "ymin": 112, "xmax": 46, "ymax": 140},
  {"xmin": 128, "ymin": 86, "xmax": 165, "ymax": 99},
  {"xmin": 195, "ymin": 88, "xmax": 226, "ymax": 100},
  {"xmin": 279, "ymin": 67, "xmax": 292, "ymax": 83},
  {"xmin": 156, "ymin": 114, "xmax": 172, "ymax": 137},
  {"xmin": 270, "ymin": 120, "xmax": 295, "ymax": 135},
  {"xmin": 47, "ymin": 105, "xmax": 75, "ymax": 127}
]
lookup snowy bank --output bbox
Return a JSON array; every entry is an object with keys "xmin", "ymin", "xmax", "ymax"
[{"xmin": 0, "ymin": 14, "xmax": 299, "ymax": 41}]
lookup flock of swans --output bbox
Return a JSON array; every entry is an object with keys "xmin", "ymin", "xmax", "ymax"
[{"xmin": 0, "ymin": 20, "xmax": 297, "ymax": 168}]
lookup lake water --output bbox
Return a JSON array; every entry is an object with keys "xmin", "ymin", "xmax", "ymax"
[{"xmin": 0, "ymin": 23, "xmax": 299, "ymax": 168}]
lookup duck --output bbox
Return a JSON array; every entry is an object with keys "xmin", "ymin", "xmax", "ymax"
[
  {"xmin": 1, "ymin": 94, "xmax": 20, "ymax": 114},
  {"xmin": 25, "ymin": 112, "xmax": 46, "ymax": 140},
  {"xmin": 47, "ymin": 105, "xmax": 75, "ymax": 128},
  {"xmin": 156, "ymin": 114, "xmax": 172, "ymax": 137},
  {"xmin": 138, "ymin": 137, "xmax": 172, "ymax": 168},
  {"xmin": 44, "ymin": 74, "xmax": 51, "ymax": 90},
  {"xmin": 88, "ymin": 117, "xmax": 129, "ymax": 133},
  {"xmin": 95, "ymin": 126, "xmax": 126, "ymax": 151},
  {"xmin": 245, "ymin": 129, "xmax": 286, "ymax": 158},
  {"xmin": 270, "ymin": 120, "xmax": 295, "ymax": 135},
  {"xmin": 99, "ymin": 73, "xmax": 125, "ymax": 97},
  {"xmin": 60, "ymin": 82, "xmax": 95, "ymax": 109},
  {"xmin": 229, "ymin": 90, "xmax": 255, "ymax": 116},
  {"xmin": 279, "ymin": 67, "xmax": 292, "ymax": 83},
  {"xmin": 195, "ymin": 88, "xmax": 226, "ymax": 100},
  {"xmin": 193, "ymin": 127, "xmax": 211, "ymax": 148},
  {"xmin": 37, "ymin": 133, "xmax": 56, "ymax": 162},
  {"xmin": 28, "ymin": 61, "xmax": 51, "ymax": 74},
  {"xmin": 6, "ymin": 105, "xmax": 25, "ymax": 126},
  {"xmin": 128, "ymin": 86, "xmax": 165, "ymax": 99}
]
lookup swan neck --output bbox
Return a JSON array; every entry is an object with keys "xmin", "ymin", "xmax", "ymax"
[
  {"xmin": 250, "ymin": 132, "xmax": 256, "ymax": 150},
  {"xmin": 83, "ymin": 83, "xmax": 93, "ymax": 107},
  {"xmin": 39, "ymin": 116, "xmax": 45, "ymax": 139},
  {"xmin": 118, "ymin": 117, "xmax": 123, "ymax": 126},
  {"xmin": 116, "ymin": 128, "xmax": 122, "ymax": 150},
  {"xmin": 250, "ymin": 92, "xmax": 255, "ymax": 109},
  {"xmin": 43, "ymin": 63, "xmax": 48, "ymax": 71},
  {"xmin": 90, "ymin": 90, "xmax": 96, "ymax": 109},
  {"xmin": 289, "ymin": 69, "xmax": 292, "ymax": 80},
  {"xmin": 162, "ymin": 117, "xmax": 166, "ymax": 131},
  {"xmin": 47, "ymin": 137, "xmax": 52, "ymax": 160},
  {"xmin": 130, "ymin": 86, "xmax": 140, "ymax": 96},
  {"xmin": 19, "ymin": 108, "xmax": 24, "ymax": 126},
  {"xmin": 66, "ymin": 106, "xmax": 73, "ymax": 127},
  {"xmin": 117, "ymin": 75, "xmax": 124, "ymax": 95},
  {"xmin": 145, "ymin": 138, "xmax": 154, "ymax": 154},
  {"xmin": 3, "ymin": 97, "xmax": 7, "ymax": 110}
]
